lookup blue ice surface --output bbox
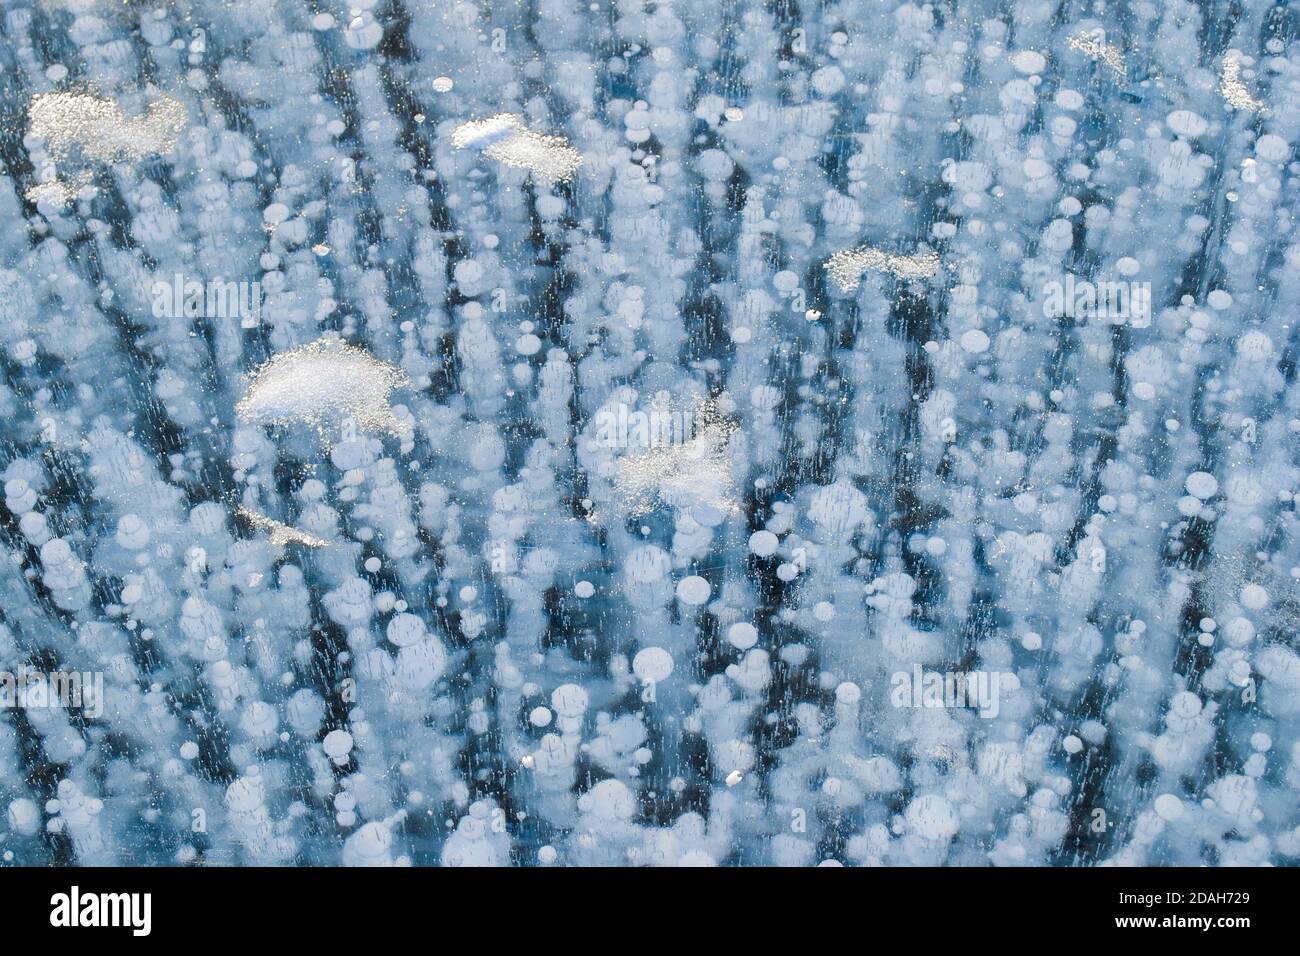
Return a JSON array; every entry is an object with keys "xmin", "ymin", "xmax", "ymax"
[{"xmin": 0, "ymin": 0, "xmax": 1297, "ymax": 867}]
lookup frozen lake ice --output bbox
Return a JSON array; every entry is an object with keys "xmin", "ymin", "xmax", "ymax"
[{"xmin": 0, "ymin": 0, "xmax": 1297, "ymax": 867}]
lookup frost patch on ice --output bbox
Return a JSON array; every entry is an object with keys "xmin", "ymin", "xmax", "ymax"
[
  {"xmin": 235, "ymin": 337, "xmax": 410, "ymax": 439},
  {"xmin": 236, "ymin": 507, "xmax": 330, "ymax": 549},
  {"xmin": 28, "ymin": 92, "xmax": 186, "ymax": 164},
  {"xmin": 451, "ymin": 113, "xmax": 583, "ymax": 183},
  {"xmin": 825, "ymin": 247, "xmax": 940, "ymax": 292},
  {"xmin": 1219, "ymin": 51, "xmax": 1266, "ymax": 113},
  {"xmin": 24, "ymin": 171, "xmax": 91, "ymax": 208},
  {"xmin": 1067, "ymin": 30, "xmax": 1126, "ymax": 79},
  {"xmin": 615, "ymin": 400, "xmax": 739, "ymax": 516}
]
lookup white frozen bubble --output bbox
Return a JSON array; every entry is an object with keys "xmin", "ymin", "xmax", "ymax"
[
  {"xmin": 386, "ymin": 613, "xmax": 427, "ymax": 647},
  {"xmin": 811, "ymin": 65, "xmax": 846, "ymax": 95},
  {"xmin": 1207, "ymin": 290, "xmax": 1233, "ymax": 311},
  {"xmin": 1236, "ymin": 331, "xmax": 1274, "ymax": 361},
  {"xmin": 1224, "ymin": 617, "xmax": 1256, "ymax": 647},
  {"xmin": 1023, "ymin": 157, "xmax": 1051, "ymax": 180},
  {"xmin": 1255, "ymin": 134, "xmax": 1289, "ymax": 162},
  {"xmin": 1185, "ymin": 471, "xmax": 1218, "ymax": 500},
  {"xmin": 580, "ymin": 779, "xmax": 636, "ymax": 819},
  {"xmin": 632, "ymin": 646, "xmax": 674, "ymax": 683},
  {"xmin": 1154, "ymin": 794, "xmax": 1184, "ymax": 821},
  {"xmin": 904, "ymin": 794, "xmax": 959, "ymax": 840},
  {"xmin": 1055, "ymin": 89, "xmax": 1084, "ymax": 110},
  {"xmin": 676, "ymin": 575, "xmax": 712, "ymax": 605},
  {"xmin": 748, "ymin": 530, "xmax": 779, "ymax": 556},
  {"xmin": 7, "ymin": 799, "xmax": 39, "ymax": 837},
  {"xmin": 322, "ymin": 729, "xmax": 354, "ymax": 763},
  {"xmin": 727, "ymin": 622, "xmax": 759, "ymax": 650},
  {"xmin": 1166, "ymin": 110, "xmax": 1207, "ymax": 137},
  {"xmin": 773, "ymin": 270, "xmax": 800, "ymax": 293},
  {"xmin": 1010, "ymin": 51, "xmax": 1047, "ymax": 75},
  {"xmin": 551, "ymin": 683, "xmax": 588, "ymax": 717},
  {"xmin": 263, "ymin": 202, "xmax": 290, "ymax": 224},
  {"xmin": 1171, "ymin": 691, "xmax": 1203, "ymax": 718},
  {"xmin": 344, "ymin": 13, "xmax": 383, "ymax": 49},
  {"xmin": 692, "ymin": 503, "xmax": 726, "ymax": 527},
  {"xmin": 960, "ymin": 329, "xmax": 990, "ymax": 353},
  {"xmin": 1240, "ymin": 584, "xmax": 1268, "ymax": 610}
]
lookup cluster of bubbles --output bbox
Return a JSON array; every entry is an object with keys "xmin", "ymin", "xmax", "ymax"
[{"xmin": 0, "ymin": 0, "xmax": 1297, "ymax": 867}]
